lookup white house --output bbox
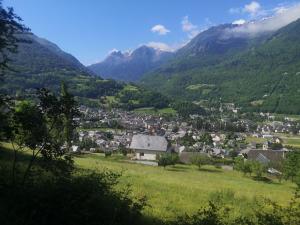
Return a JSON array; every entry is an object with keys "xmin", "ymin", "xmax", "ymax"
[{"xmin": 130, "ymin": 134, "xmax": 168, "ymax": 161}]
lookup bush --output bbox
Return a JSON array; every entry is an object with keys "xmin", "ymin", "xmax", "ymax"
[
  {"xmin": 105, "ymin": 151, "xmax": 112, "ymax": 157},
  {"xmin": 169, "ymin": 190, "xmax": 300, "ymax": 225},
  {"xmin": 0, "ymin": 171, "xmax": 146, "ymax": 225}
]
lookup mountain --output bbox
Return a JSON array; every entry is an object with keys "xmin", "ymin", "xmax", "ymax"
[
  {"xmin": 6, "ymin": 33, "xmax": 93, "ymax": 75},
  {"xmin": 141, "ymin": 19, "xmax": 300, "ymax": 114},
  {"xmin": 0, "ymin": 33, "xmax": 171, "ymax": 110},
  {"xmin": 88, "ymin": 45, "xmax": 173, "ymax": 81},
  {"xmin": 0, "ymin": 33, "xmax": 124, "ymax": 101}
]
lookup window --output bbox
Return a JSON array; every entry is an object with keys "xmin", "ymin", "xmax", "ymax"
[{"xmin": 140, "ymin": 152, "xmax": 144, "ymax": 156}]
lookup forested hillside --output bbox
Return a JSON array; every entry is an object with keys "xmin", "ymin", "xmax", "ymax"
[{"xmin": 141, "ymin": 19, "xmax": 300, "ymax": 114}]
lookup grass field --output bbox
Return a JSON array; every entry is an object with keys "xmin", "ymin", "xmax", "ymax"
[
  {"xmin": 245, "ymin": 136, "xmax": 266, "ymax": 144},
  {"xmin": 74, "ymin": 153, "xmax": 296, "ymax": 221},
  {"xmin": 246, "ymin": 134, "xmax": 300, "ymax": 148},
  {"xmin": 282, "ymin": 137, "xmax": 300, "ymax": 148},
  {"xmin": 133, "ymin": 107, "xmax": 177, "ymax": 116}
]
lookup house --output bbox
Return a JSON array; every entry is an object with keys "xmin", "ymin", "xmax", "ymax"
[
  {"xmin": 71, "ymin": 145, "xmax": 80, "ymax": 152},
  {"xmin": 130, "ymin": 134, "xmax": 168, "ymax": 160},
  {"xmin": 262, "ymin": 141, "xmax": 270, "ymax": 150},
  {"xmin": 245, "ymin": 150, "xmax": 286, "ymax": 165}
]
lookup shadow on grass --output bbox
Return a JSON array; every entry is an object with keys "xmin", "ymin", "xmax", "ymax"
[
  {"xmin": 140, "ymin": 215, "xmax": 165, "ymax": 225},
  {"xmin": 252, "ymin": 176, "xmax": 276, "ymax": 184},
  {"xmin": 0, "ymin": 146, "xmax": 32, "ymax": 163},
  {"xmin": 165, "ymin": 165, "xmax": 190, "ymax": 172},
  {"xmin": 197, "ymin": 167, "xmax": 222, "ymax": 173}
]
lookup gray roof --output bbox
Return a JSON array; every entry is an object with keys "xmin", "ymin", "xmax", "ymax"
[
  {"xmin": 247, "ymin": 150, "xmax": 285, "ymax": 163},
  {"xmin": 130, "ymin": 134, "xmax": 168, "ymax": 152}
]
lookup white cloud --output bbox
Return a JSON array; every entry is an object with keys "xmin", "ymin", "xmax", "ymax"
[
  {"xmin": 229, "ymin": 1, "xmax": 264, "ymax": 18},
  {"xmin": 151, "ymin": 24, "xmax": 170, "ymax": 35},
  {"xmin": 224, "ymin": 3, "xmax": 300, "ymax": 38},
  {"xmin": 243, "ymin": 1, "xmax": 261, "ymax": 16},
  {"xmin": 182, "ymin": 16, "xmax": 197, "ymax": 32},
  {"xmin": 181, "ymin": 16, "xmax": 203, "ymax": 39},
  {"xmin": 146, "ymin": 42, "xmax": 174, "ymax": 52},
  {"xmin": 232, "ymin": 19, "xmax": 246, "ymax": 25}
]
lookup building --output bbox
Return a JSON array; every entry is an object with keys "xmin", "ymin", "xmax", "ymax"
[
  {"xmin": 130, "ymin": 134, "xmax": 168, "ymax": 160},
  {"xmin": 245, "ymin": 150, "xmax": 286, "ymax": 165}
]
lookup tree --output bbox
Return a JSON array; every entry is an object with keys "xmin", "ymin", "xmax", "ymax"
[
  {"xmin": 0, "ymin": 95, "xmax": 12, "ymax": 140},
  {"xmin": 0, "ymin": 0, "xmax": 28, "ymax": 139},
  {"xmin": 179, "ymin": 133, "xmax": 196, "ymax": 146},
  {"xmin": 7, "ymin": 87, "xmax": 80, "ymax": 185},
  {"xmin": 191, "ymin": 154, "xmax": 210, "ymax": 170},
  {"xmin": 200, "ymin": 132, "xmax": 213, "ymax": 146},
  {"xmin": 10, "ymin": 100, "xmax": 47, "ymax": 184},
  {"xmin": 119, "ymin": 143, "xmax": 128, "ymax": 156},
  {"xmin": 283, "ymin": 151, "xmax": 300, "ymax": 182},
  {"xmin": 295, "ymin": 170, "xmax": 300, "ymax": 189},
  {"xmin": 270, "ymin": 142, "xmax": 283, "ymax": 150},
  {"xmin": 234, "ymin": 157, "xmax": 252, "ymax": 176},
  {"xmin": 250, "ymin": 161, "xmax": 266, "ymax": 178},
  {"xmin": 60, "ymin": 82, "xmax": 80, "ymax": 151},
  {"xmin": 0, "ymin": 0, "xmax": 29, "ymax": 71},
  {"xmin": 158, "ymin": 153, "xmax": 178, "ymax": 169}
]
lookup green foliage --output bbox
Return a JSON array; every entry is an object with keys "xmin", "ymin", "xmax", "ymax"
[
  {"xmin": 199, "ymin": 132, "xmax": 213, "ymax": 145},
  {"xmin": 270, "ymin": 142, "xmax": 283, "ymax": 150},
  {"xmin": 119, "ymin": 144, "xmax": 128, "ymax": 156},
  {"xmin": 1, "ymin": 87, "xmax": 81, "ymax": 185},
  {"xmin": 234, "ymin": 158, "xmax": 267, "ymax": 178},
  {"xmin": 283, "ymin": 150, "xmax": 300, "ymax": 182},
  {"xmin": 79, "ymin": 138, "xmax": 97, "ymax": 150},
  {"xmin": 169, "ymin": 190, "xmax": 300, "ymax": 225},
  {"xmin": 171, "ymin": 101, "xmax": 206, "ymax": 118},
  {"xmin": 116, "ymin": 85, "xmax": 170, "ymax": 110},
  {"xmin": 0, "ymin": 0, "xmax": 29, "ymax": 70},
  {"xmin": 0, "ymin": 170, "xmax": 146, "ymax": 225},
  {"xmin": 158, "ymin": 153, "xmax": 179, "ymax": 168},
  {"xmin": 250, "ymin": 161, "xmax": 267, "ymax": 178},
  {"xmin": 12, "ymin": 100, "xmax": 47, "ymax": 149},
  {"xmin": 179, "ymin": 133, "xmax": 196, "ymax": 146},
  {"xmin": 234, "ymin": 157, "xmax": 252, "ymax": 176},
  {"xmin": 60, "ymin": 82, "xmax": 80, "ymax": 150},
  {"xmin": 191, "ymin": 154, "xmax": 211, "ymax": 169},
  {"xmin": 142, "ymin": 19, "xmax": 300, "ymax": 114}
]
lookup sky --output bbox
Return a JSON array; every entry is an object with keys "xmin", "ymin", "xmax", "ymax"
[{"xmin": 3, "ymin": 0, "xmax": 300, "ymax": 65}]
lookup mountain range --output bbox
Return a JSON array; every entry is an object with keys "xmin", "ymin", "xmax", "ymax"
[
  {"xmin": 88, "ymin": 46, "xmax": 173, "ymax": 81},
  {"xmin": 140, "ymin": 19, "xmax": 300, "ymax": 114},
  {"xmin": 0, "ymin": 33, "xmax": 124, "ymax": 102},
  {"xmin": 1, "ymin": 16, "xmax": 300, "ymax": 114}
]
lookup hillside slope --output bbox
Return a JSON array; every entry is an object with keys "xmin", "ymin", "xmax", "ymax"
[
  {"xmin": 141, "ymin": 19, "xmax": 300, "ymax": 114},
  {"xmin": 0, "ymin": 33, "xmax": 124, "ymax": 100}
]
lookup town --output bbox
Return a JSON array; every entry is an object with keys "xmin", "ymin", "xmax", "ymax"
[{"xmin": 75, "ymin": 104, "xmax": 300, "ymax": 173}]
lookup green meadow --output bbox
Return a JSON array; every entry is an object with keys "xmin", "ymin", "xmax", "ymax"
[
  {"xmin": 133, "ymin": 107, "xmax": 177, "ymax": 116},
  {"xmin": 74, "ymin": 153, "xmax": 296, "ymax": 221}
]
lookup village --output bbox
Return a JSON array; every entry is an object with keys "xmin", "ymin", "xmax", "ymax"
[{"xmin": 74, "ymin": 105, "xmax": 300, "ymax": 172}]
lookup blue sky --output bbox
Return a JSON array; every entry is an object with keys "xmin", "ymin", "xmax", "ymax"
[{"xmin": 3, "ymin": 0, "xmax": 300, "ymax": 65}]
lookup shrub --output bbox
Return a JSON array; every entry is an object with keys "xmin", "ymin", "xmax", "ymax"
[
  {"xmin": 105, "ymin": 151, "xmax": 112, "ymax": 157},
  {"xmin": 0, "ymin": 171, "xmax": 146, "ymax": 225}
]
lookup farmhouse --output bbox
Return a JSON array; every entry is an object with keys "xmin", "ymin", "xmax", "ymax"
[{"xmin": 130, "ymin": 134, "xmax": 168, "ymax": 160}]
